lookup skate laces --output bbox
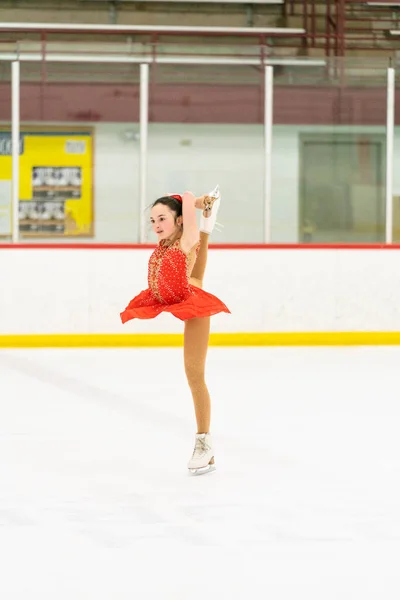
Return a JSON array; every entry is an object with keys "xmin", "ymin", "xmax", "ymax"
[
  {"xmin": 204, "ymin": 185, "xmax": 224, "ymax": 232},
  {"xmin": 192, "ymin": 437, "xmax": 210, "ymax": 459},
  {"xmin": 203, "ymin": 185, "xmax": 220, "ymax": 213}
]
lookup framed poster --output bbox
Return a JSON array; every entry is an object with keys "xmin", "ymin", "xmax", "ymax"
[{"xmin": 0, "ymin": 126, "xmax": 94, "ymax": 238}]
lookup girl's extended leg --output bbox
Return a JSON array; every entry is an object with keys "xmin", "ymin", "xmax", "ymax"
[
  {"xmin": 190, "ymin": 185, "xmax": 220, "ymax": 287},
  {"xmin": 183, "ymin": 316, "xmax": 211, "ymax": 434},
  {"xmin": 189, "ymin": 231, "xmax": 209, "ymax": 289}
]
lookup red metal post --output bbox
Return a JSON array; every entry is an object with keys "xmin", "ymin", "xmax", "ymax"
[
  {"xmin": 259, "ymin": 35, "xmax": 266, "ymax": 124},
  {"xmin": 149, "ymin": 32, "xmax": 158, "ymax": 122},
  {"xmin": 40, "ymin": 31, "xmax": 47, "ymax": 121},
  {"xmin": 303, "ymin": 0, "xmax": 309, "ymax": 53},
  {"xmin": 311, "ymin": 0, "xmax": 316, "ymax": 48},
  {"xmin": 334, "ymin": 0, "xmax": 339, "ymax": 57},
  {"xmin": 326, "ymin": 0, "xmax": 331, "ymax": 56},
  {"xmin": 335, "ymin": 0, "xmax": 347, "ymax": 127},
  {"xmin": 337, "ymin": 0, "xmax": 345, "ymax": 56}
]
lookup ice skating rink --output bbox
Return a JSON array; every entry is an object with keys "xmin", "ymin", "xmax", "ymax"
[{"xmin": 1, "ymin": 345, "xmax": 400, "ymax": 599}]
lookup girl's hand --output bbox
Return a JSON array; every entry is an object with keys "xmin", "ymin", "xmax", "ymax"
[{"xmin": 195, "ymin": 194, "xmax": 207, "ymax": 210}]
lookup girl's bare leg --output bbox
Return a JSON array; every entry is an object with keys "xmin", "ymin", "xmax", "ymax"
[
  {"xmin": 189, "ymin": 231, "xmax": 209, "ymax": 289},
  {"xmin": 183, "ymin": 316, "xmax": 211, "ymax": 434},
  {"xmin": 185, "ymin": 192, "xmax": 218, "ymax": 433}
]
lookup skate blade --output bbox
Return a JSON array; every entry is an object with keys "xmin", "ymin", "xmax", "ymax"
[{"xmin": 188, "ymin": 463, "xmax": 216, "ymax": 476}]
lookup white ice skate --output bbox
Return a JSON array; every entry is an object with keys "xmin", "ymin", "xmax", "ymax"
[
  {"xmin": 188, "ymin": 433, "xmax": 216, "ymax": 476},
  {"xmin": 200, "ymin": 184, "xmax": 222, "ymax": 235}
]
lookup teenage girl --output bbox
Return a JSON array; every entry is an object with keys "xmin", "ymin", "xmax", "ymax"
[{"xmin": 120, "ymin": 186, "xmax": 230, "ymax": 475}]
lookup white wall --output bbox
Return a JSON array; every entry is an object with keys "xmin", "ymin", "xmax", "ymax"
[
  {"xmin": 15, "ymin": 122, "xmax": 265, "ymax": 244},
  {"xmin": 6, "ymin": 121, "xmax": 398, "ymax": 244},
  {"xmin": 93, "ymin": 124, "xmax": 141, "ymax": 243},
  {"xmin": 1, "ymin": 248, "xmax": 400, "ymax": 335},
  {"xmin": 147, "ymin": 124, "xmax": 264, "ymax": 243},
  {"xmin": 93, "ymin": 123, "xmax": 394, "ymax": 245}
]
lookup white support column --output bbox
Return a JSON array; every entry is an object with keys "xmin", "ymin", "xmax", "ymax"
[
  {"xmin": 386, "ymin": 67, "xmax": 395, "ymax": 244},
  {"xmin": 139, "ymin": 63, "xmax": 149, "ymax": 243},
  {"xmin": 264, "ymin": 65, "xmax": 273, "ymax": 244},
  {"xmin": 11, "ymin": 60, "xmax": 20, "ymax": 243}
]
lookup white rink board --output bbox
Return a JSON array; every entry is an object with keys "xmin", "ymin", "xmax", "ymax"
[{"xmin": 1, "ymin": 248, "xmax": 400, "ymax": 334}]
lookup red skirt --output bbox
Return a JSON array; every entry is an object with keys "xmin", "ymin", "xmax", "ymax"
[{"xmin": 120, "ymin": 285, "xmax": 230, "ymax": 323}]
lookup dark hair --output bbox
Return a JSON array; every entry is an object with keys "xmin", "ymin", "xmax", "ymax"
[{"xmin": 152, "ymin": 196, "xmax": 182, "ymax": 219}]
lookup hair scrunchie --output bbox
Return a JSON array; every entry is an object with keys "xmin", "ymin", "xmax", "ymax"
[{"xmin": 168, "ymin": 194, "xmax": 183, "ymax": 203}]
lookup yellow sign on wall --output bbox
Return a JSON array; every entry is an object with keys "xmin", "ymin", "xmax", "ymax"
[{"xmin": 0, "ymin": 127, "xmax": 94, "ymax": 237}]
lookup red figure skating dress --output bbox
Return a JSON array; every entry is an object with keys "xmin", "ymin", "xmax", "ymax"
[{"xmin": 120, "ymin": 237, "xmax": 230, "ymax": 323}]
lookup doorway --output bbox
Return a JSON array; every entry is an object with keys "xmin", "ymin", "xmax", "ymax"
[{"xmin": 299, "ymin": 134, "xmax": 385, "ymax": 243}]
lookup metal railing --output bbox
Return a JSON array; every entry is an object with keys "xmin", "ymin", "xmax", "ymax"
[
  {"xmin": 1, "ymin": 3, "xmax": 399, "ymax": 59},
  {"xmin": 286, "ymin": 0, "xmax": 400, "ymax": 56}
]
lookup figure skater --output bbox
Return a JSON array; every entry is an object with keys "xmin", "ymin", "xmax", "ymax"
[{"xmin": 120, "ymin": 185, "xmax": 230, "ymax": 475}]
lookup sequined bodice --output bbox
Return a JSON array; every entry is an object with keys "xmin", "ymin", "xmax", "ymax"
[{"xmin": 148, "ymin": 238, "xmax": 199, "ymax": 304}]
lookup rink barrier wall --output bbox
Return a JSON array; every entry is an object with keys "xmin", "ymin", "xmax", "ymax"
[
  {"xmin": 2, "ymin": 243, "xmax": 400, "ymax": 250},
  {"xmin": 2, "ymin": 332, "xmax": 400, "ymax": 348},
  {"xmin": 1, "ymin": 243, "xmax": 400, "ymax": 348}
]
